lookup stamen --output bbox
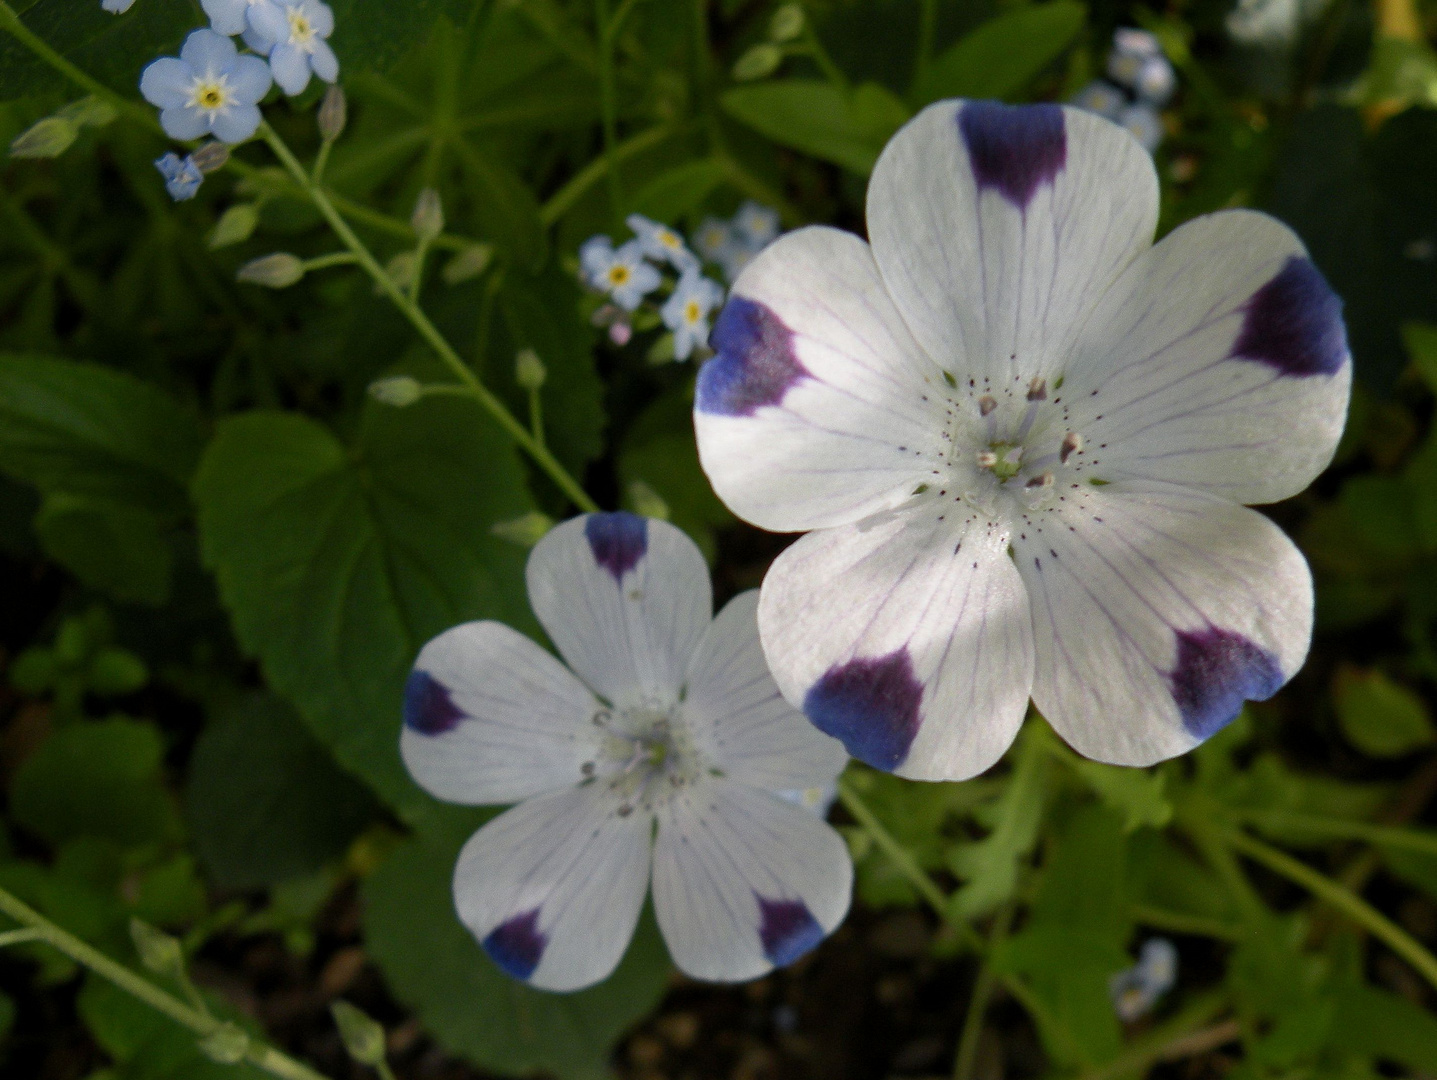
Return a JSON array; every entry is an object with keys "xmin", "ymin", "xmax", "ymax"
[
  {"xmin": 1025, "ymin": 471, "xmax": 1055, "ymax": 489},
  {"xmin": 1026, "ymin": 377, "xmax": 1047, "ymax": 402},
  {"xmin": 976, "ymin": 450, "xmax": 997, "ymax": 468},
  {"xmin": 1060, "ymin": 431, "xmax": 1083, "ymax": 464},
  {"xmin": 978, "ymin": 395, "xmax": 997, "ymax": 416}
]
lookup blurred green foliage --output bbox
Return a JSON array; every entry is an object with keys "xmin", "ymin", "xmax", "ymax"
[{"xmin": 1, "ymin": 0, "xmax": 1437, "ymax": 1078}]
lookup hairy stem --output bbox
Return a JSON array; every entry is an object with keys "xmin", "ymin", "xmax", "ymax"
[
  {"xmin": 0, "ymin": 885, "xmax": 332, "ymax": 1080},
  {"xmin": 257, "ymin": 122, "xmax": 597, "ymax": 514},
  {"xmin": 952, "ymin": 903, "xmax": 1013, "ymax": 1080}
]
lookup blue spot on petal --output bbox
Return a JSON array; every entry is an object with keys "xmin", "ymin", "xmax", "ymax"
[
  {"xmin": 958, "ymin": 101, "xmax": 1067, "ymax": 211},
  {"xmin": 483, "ymin": 909, "xmax": 548, "ymax": 981},
  {"xmin": 756, "ymin": 895, "xmax": 825, "ymax": 968},
  {"xmin": 803, "ymin": 650, "xmax": 924, "ymax": 771},
  {"xmin": 403, "ymin": 670, "xmax": 464, "ymax": 735},
  {"xmin": 1230, "ymin": 256, "xmax": 1348, "ymax": 378},
  {"xmin": 696, "ymin": 295, "xmax": 808, "ymax": 417},
  {"xmin": 1168, "ymin": 626, "xmax": 1285, "ymax": 740},
  {"xmin": 585, "ymin": 511, "xmax": 648, "ymax": 582}
]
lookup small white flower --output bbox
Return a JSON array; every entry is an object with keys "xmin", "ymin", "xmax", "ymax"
[
  {"xmin": 732, "ymin": 200, "xmax": 780, "ymax": 249},
  {"xmin": 401, "ymin": 513, "xmax": 852, "ymax": 991},
  {"xmin": 693, "ymin": 100, "xmax": 1350, "ymax": 780},
  {"xmin": 661, "ymin": 271, "xmax": 725, "ymax": 361},
  {"xmin": 693, "ymin": 217, "xmax": 735, "ymax": 263},
  {"xmin": 140, "ymin": 29, "xmax": 273, "ymax": 143},
  {"xmin": 584, "ymin": 238, "xmax": 661, "ymax": 311},
  {"xmin": 201, "ymin": 0, "xmax": 279, "ymax": 36},
  {"xmin": 1109, "ymin": 938, "xmax": 1178, "ymax": 1021},
  {"xmin": 246, "ymin": 0, "xmax": 339, "ymax": 96},
  {"xmin": 1071, "ymin": 80, "xmax": 1126, "ymax": 120},
  {"xmin": 1118, "ymin": 102, "xmax": 1164, "ymax": 152},
  {"xmin": 627, "ymin": 213, "xmax": 699, "ymax": 272},
  {"xmin": 1107, "ymin": 28, "xmax": 1174, "ymax": 105}
]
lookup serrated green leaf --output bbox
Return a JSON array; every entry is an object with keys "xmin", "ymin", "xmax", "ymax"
[
  {"xmin": 185, "ymin": 693, "xmax": 378, "ymax": 889},
  {"xmin": 912, "ymin": 1, "xmax": 1086, "ymax": 105},
  {"xmin": 1329, "ymin": 983, "xmax": 1437, "ymax": 1071},
  {"xmin": 1067, "ymin": 759, "xmax": 1173, "ymax": 831},
  {"xmin": 192, "ymin": 400, "xmax": 534, "ymax": 823},
  {"xmin": 720, "ymin": 80, "xmax": 909, "ymax": 175},
  {"xmin": 364, "ymin": 831, "xmax": 671, "ymax": 1080}
]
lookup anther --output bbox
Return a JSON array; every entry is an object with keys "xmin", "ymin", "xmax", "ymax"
[
  {"xmin": 978, "ymin": 395, "xmax": 997, "ymax": 416},
  {"xmin": 1060, "ymin": 432, "xmax": 1083, "ymax": 464},
  {"xmin": 1026, "ymin": 377, "xmax": 1047, "ymax": 402},
  {"xmin": 1025, "ymin": 472, "xmax": 1055, "ymax": 489},
  {"xmin": 977, "ymin": 450, "xmax": 997, "ymax": 468}
]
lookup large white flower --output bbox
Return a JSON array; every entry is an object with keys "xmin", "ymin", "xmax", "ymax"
[
  {"xmin": 400, "ymin": 513, "xmax": 852, "ymax": 992},
  {"xmin": 693, "ymin": 100, "xmax": 1351, "ymax": 780}
]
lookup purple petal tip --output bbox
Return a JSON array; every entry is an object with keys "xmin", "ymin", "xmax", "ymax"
[
  {"xmin": 1168, "ymin": 626, "xmax": 1285, "ymax": 740},
  {"xmin": 803, "ymin": 649, "xmax": 923, "ymax": 771},
  {"xmin": 756, "ymin": 895, "xmax": 825, "ymax": 968},
  {"xmin": 403, "ymin": 670, "xmax": 464, "ymax": 736},
  {"xmin": 585, "ymin": 511, "xmax": 648, "ymax": 582},
  {"xmin": 696, "ymin": 295, "xmax": 808, "ymax": 417},
  {"xmin": 1230, "ymin": 256, "xmax": 1348, "ymax": 378},
  {"xmin": 958, "ymin": 101, "xmax": 1067, "ymax": 211},
  {"xmin": 483, "ymin": 909, "xmax": 547, "ymax": 981}
]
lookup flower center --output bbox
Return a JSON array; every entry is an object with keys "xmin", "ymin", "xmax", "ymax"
[
  {"xmin": 607, "ymin": 265, "xmax": 631, "ymax": 286},
  {"xmin": 289, "ymin": 10, "xmax": 316, "ymax": 45},
  {"xmin": 189, "ymin": 76, "xmax": 230, "ymax": 113},
  {"xmin": 585, "ymin": 703, "xmax": 705, "ymax": 814},
  {"xmin": 684, "ymin": 300, "xmax": 702, "ymax": 324}
]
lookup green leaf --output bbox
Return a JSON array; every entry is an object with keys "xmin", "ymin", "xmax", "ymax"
[
  {"xmin": 9, "ymin": 717, "xmax": 179, "ymax": 850},
  {"xmin": 0, "ymin": 354, "xmax": 203, "ymax": 515},
  {"xmin": 947, "ymin": 724, "xmax": 1049, "ymax": 917},
  {"xmin": 1329, "ymin": 983, "xmax": 1437, "ymax": 1071},
  {"xmin": 33, "ymin": 493, "xmax": 172, "ymax": 606},
  {"xmin": 912, "ymin": 2, "xmax": 1087, "ymax": 106},
  {"xmin": 364, "ymin": 831, "xmax": 671, "ymax": 1080},
  {"xmin": 720, "ymin": 79, "xmax": 909, "ymax": 175},
  {"xmin": 1406, "ymin": 321, "xmax": 1437, "ymax": 392},
  {"xmin": 193, "ymin": 399, "xmax": 534, "ymax": 823},
  {"xmin": 1067, "ymin": 759, "xmax": 1173, "ymax": 831},
  {"xmin": 329, "ymin": 0, "xmax": 480, "ymax": 74},
  {"xmin": 185, "ymin": 693, "xmax": 380, "ymax": 889},
  {"xmin": 628, "ymin": 159, "xmax": 728, "ymax": 224},
  {"xmin": 1333, "ymin": 666, "xmax": 1434, "ymax": 758}
]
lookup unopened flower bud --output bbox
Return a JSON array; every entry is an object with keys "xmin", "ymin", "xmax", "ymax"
[
  {"xmin": 318, "ymin": 85, "xmax": 348, "ymax": 141},
  {"xmin": 330, "ymin": 1001, "xmax": 387, "ymax": 1067},
  {"xmin": 411, "ymin": 188, "xmax": 444, "ymax": 243},
  {"xmin": 770, "ymin": 4, "xmax": 804, "ymax": 41},
  {"xmin": 608, "ymin": 320, "xmax": 633, "ymax": 346},
  {"xmin": 627, "ymin": 480, "xmax": 670, "ymax": 521},
  {"xmin": 441, "ymin": 243, "xmax": 494, "ymax": 285},
  {"xmin": 57, "ymin": 95, "xmax": 118, "ymax": 128},
  {"xmin": 491, "ymin": 511, "xmax": 555, "ymax": 548},
  {"xmin": 190, "ymin": 141, "xmax": 230, "ymax": 173},
  {"xmin": 237, "ymin": 253, "xmax": 305, "ymax": 288},
  {"xmin": 198, "ymin": 1023, "xmax": 250, "ymax": 1064},
  {"xmin": 378, "ymin": 251, "xmax": 417, "ymax": 293},
  {"xmin": 515, "ymin": 348, "xmax": 547, "ymax": 390},
  {"xmin": 368, "ymin": 376, "xmax": 424, "ymax": 407},
  {"xmin": 9, "ymin": 116, "xmax": 79, "ymax": 159},
  {"xmin": 732, "ymin": 43, "xmax": 782, "ymax": 82},
  {"xmin": 209, "ymin": 203, "xmax": 260, "ymax": 249},
  {"xmin": 130, "ymin": 918, "xmax": 184, "ymax": 978}
]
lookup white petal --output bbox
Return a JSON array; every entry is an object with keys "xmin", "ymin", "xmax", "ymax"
[
  {"xmin": 652, "ymin": 776, "xmax": 851, "ymax": 982},
  {"xmin": 683, "ymin": 591, "xmax": 848, "ymax": 792},
  {"xmin": 269, "ymin": 43, "xmax": 312, "ymax": 95},
  {"xmin": 139, "ymin": 58, "xmax": 193, "ymax": 109},
  {"xmin": 527, "ymin": 514, "xmax": 711, "ymax": 710},
  {"xmin": 180, "ymin": 28, "xmax": 238, "ymax": 75},
  {"xmin": 453, "ymin": 784, "xmax": 652, "ymax": 992},
  {"xmin": 757, "ymin": 507, "xmax": 1034, "ymax": 781},
  {"xmin": 695, "ymin": 226, "xmax": 943, "ymax": 533},
  {"xmin": 210, "ymin": 102, "xmax": 261, "ymax": 143},
  {"xmin": 400, "ymin": 621, "xmax": 604, "ymax": 805},
  {"xmin": 200, "ymin": 0, "xmax": 248, "ymax": 35},
  {"xmin": 303, "ymin": 0, "xmax": 335, "ymax": 36},
  {"xmin": 867, "ymin": 101, "xmax": 1158, "ymax": 388},
  {"xmin": 309, "ymin": 39, "xmax": 339, "ymax": 83},
  {"xmin": 1014, "ymin": 482, "xmax": 1311, "ymax": 765},
  {"xmin": 159, "ymin": 106, "xmax": 210, "ymax": 141},
  {"xmin": 1061, "ymin": 209, "xmax": 1351, "ymax": 505},
  {"xmin": 247, "ymin": 2, "xmax": 288, "ymax": 42},
  {"xmin": 227, "ymin": 54, "xmax": 274, "ymax": 104}
]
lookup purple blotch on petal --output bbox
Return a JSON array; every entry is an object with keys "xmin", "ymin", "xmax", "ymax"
[
  {"xmin": 1230, "ymin": 256, "xmax": 1348, "ymax": 378},
  {"xmin": 803, "ymin": 649, "xmax": 924, "ymax": 771},
  {"xmin": 482, "ymin": 909, "xmax": 547, "ymax": 981},
  {"xmin": 695, "ymin": 295, "xmax": 808, "ymax": 417},
  {"xmin": 958, "ymin": 101, "xmax": 1067, "ymax": 211},
  {"xmin": 756, "ymin": 895, "xmax": 825, "ymax": 967},
  {"xmin": 1168, "ymin": 626, "xmax": 1285, "ymax": 740},
  {"xmin": 585, "ymin": 511, "xmax": 648, "ymax": 582},
  {"xmin": 403, "ymin": 670, "xmax": 464, "ymax": 735}
]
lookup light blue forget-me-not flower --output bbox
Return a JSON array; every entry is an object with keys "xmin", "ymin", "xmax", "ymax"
[
  {"xmin": 245, "ymin": 0, "xmax": 340, "ymax": 97},
  {"xmin": 202, "ymin": 0, "xmax": 281, "ymax": 37},
  {"xmin": 154, "ymin": 153, "xmax": 204, "ymax": 201},
  {"xmin": 140, "ymin": 29, "xmax": 273, "ymax": 143},
  {"xmin": 661, "ymin": 270, "xmax": 725, "ymax": 361}
]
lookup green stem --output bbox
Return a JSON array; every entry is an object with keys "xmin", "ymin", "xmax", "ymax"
[
  {"xmin": 0, "ymin": 885, "xmax": 331, "ymax": 1080},
  {"xmin": 802, "ymin": 23, "xmax": 848, "ymax": 90},
  {"xmin": 302, "ymin": 252, "xmax": 361, "ymax": 272},
  {"xmin": 1129, "ymin": 904, "xmax": 1241, "ymax": 942},
  {"xmin": 0, "ymin": 927, "xmax": 45, "ymax": 947},
  {"xmin": 1242, "ymin": 809, "xmax": 1437, "ymax": 857},
  {"xmin": 257, "ymin": 122, "xmax": 597, "ymax": 514},
  {"xmin": 595, "ymin": 0, "xmax": 624, "ymax": 223},
  {"xmin": 1077, "ymin": 992, "xmax": 1231, "ymax": 1080},
  {"xmin": 1223, "ymin": 827, "xmax": 1437, "ymax": 993},
  {"xmin": 529, "ymin": 387, "xmax": 545, "ymax": 447},
  {"xmin": 952, "ymin": 903, "xmax": 1013, "ymax": 1080},
  {"xmin": 539, "ymin": 123, "xmax": 677, "ymax": 226},
  {"xmin": 312, "ymin": 139, "xmax": 334, "ymax": 187}
]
